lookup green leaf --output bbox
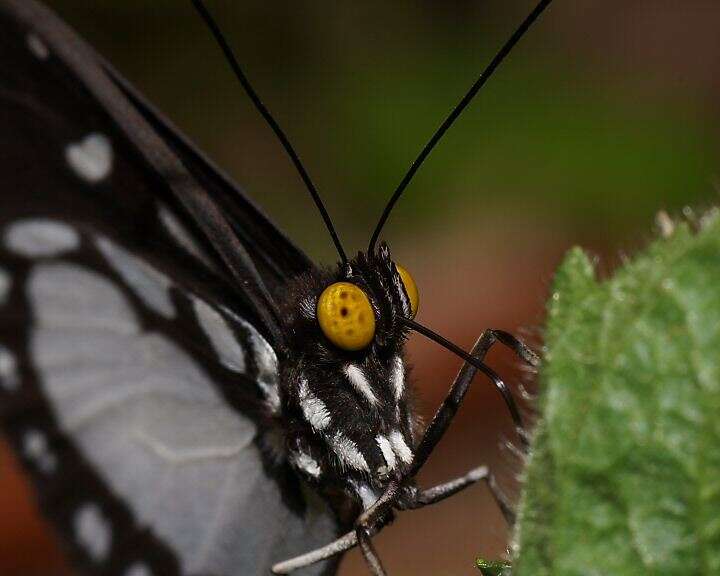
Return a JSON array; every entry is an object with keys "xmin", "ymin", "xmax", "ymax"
[
  {"xmin": 513, "ymin": 210, "xmax": 720, "ymax": 576},
  {"xmin": 476, "ymin": 558, "xmax": 512, "ymax": 576}
]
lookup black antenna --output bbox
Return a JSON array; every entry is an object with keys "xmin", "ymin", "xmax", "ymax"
[
  {"xmin": 401, "ymin": 317, "xmax": 526, "ymax": 445},
  {"xmin": 368, "ymin": 0, "xmax": 554, "ymax": 253},
  {"xmin": 191, "ymin": 0, "xmax": 347, "ymax": 263}
]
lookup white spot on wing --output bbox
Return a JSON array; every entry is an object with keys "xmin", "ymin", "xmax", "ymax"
[
  {"xmin": 5, "ymin": 220, "xmax": 79, "ymax": 258},
  {"xmin": 75, "ymin": 503, "xmax": 111, "ymax": 561},
  {"xmin": 157, "ymin": 204, "xmax": 214, "ymax": 269},
  {"xmin": 22, "ymin": 429, "xmax": 57, "ymax": 473},
  {"xmin": 389, "ymin": 430, "xmax": 413, "ymax": 465},
  {"xmin": 345, "ymin": 364, "xmax": 378, "ymax": 405},
  {"xmin": 376, "ymin": 434, "xmax": 396, "ymax": 470},
  {"xmin": 96, "ymin": 237, "xmax": 176, "ymax": 319},
  {"xmin": 0, "ymin": 345, "xmax": 18, "ymax": 392},
  {"xmin": 329, "ymin": 431, "xmax": 369, "ymax": 472},
  {"xmin": 193, "ymin": 298, "xmax": 246, "ymax": 373},
  {"xmin": 292, "ymin": 451, "xmax": 322, "ymax": 478},
  {"xmin": 125, "ymin": 563, "xmax": 152, "ymax": 576},
  {"xmin": 391, "ymin": 356, "xmax": 404, "ymax": 401},
  {"xmin": 26, "ymin": 33, "xmax": 49, "ymax": 59},
  {"xmin": 298, "ymin": 377, "xmax": 331, "ymax": 431},
  {"xmin": 66, "ymin": 133, "xmax": 113, "ymax": 183},
  {"xmin": 0, "ymin": 267, "xmax": 10, "ymax": 305}
]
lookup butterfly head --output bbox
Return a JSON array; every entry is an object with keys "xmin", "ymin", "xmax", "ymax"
[{"xmin": 280, "ymin": 243, "xmax": 421, "ymax": 508}]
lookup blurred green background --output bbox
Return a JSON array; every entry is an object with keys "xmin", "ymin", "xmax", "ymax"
[{"xmin": 1, "ymin": 1, "xmax": 718, "ymax": 575}]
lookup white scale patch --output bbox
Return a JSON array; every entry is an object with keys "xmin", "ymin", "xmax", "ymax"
[
  {"xmin": 75, "ymin": 503, "xmax": 112, "ymax": 561},
  {"xmin": 292, "ymin": 451, "xmax": 322, "ymax": 479},
  {"xmin": 298, "ymin": 377, "xmax": 331, "ymax": 431},
  {"xmin": 22, "ymin": 429, "xmax": 57, "ymax": 474},
  {"xmin": 390, "ymin": 356, "xmax": 404, "ymax": 401},
  {"xmin": 389, "ymin": 430, "xmax": 413, "ymax": 465},
  {"xmin": 96, "ymin": 236, "xmax": 176, "ymax": 319},
  {"xmin": 157, "ymin": 204, "xmax": 214, "ymax": 269},
  {"xmin": 223, "ymin": 308, "xmax": 281, "ymax": 413},
  {"xmin": 352, "ymin": 482, "xmax": 380, "ymax": 510},
  {"xmin": 0, "ymin": 345, "xmax": 18, "ymax": 392},
  {"xmin": 345, "ymin": 364, "xmax": 378, "ymax": 406},
  {"xmin": 376, "ymin": 434, "xmax": 396, "ymax": 470},
  {"xmin": 4, "ymin": 219, "xmax": 79, "ymax": 258},
  {"xmin": 298, "ymin": 297, "xmax": 316, "ymax": 320},
  {"xmin": 0, "ymin": 267, "xmax": 10, "ymax": 305},
  {"xmin": 66, "ymin": 133, "xmax": 113, "ymax": 183},
  {"xmin": 26, "ymin": 33, "xmax": 49, "ymax": 59},
  {"xmin": 193, "ymin": 298, "xmax": 246, "ymax": 373},
  {"xmin": 329, "ymin": 431, "xmax": 369, "ymax": 472}
]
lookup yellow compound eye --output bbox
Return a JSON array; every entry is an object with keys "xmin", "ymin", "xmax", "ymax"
[
  {"xmin": 396, "ymin": 264, "xmax": 419, "ymax": 318},
  {"xmin": 317, "ymin": 282, "xmax": 376, "ymax": 351}
]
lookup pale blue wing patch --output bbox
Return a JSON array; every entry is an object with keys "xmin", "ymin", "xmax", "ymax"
[
  {"xmin": 0, "ymin": 344, "xmax": 19, "ymax": 392},
  {"xmin": 27, "ymin": 260, "xmax": 338, "ymax": 575},
  {"xmin": 0, "ymin": 266, "xmax": 10, "ymax": 304},
  {"xmin": 4, "ymin": 219, "xmax": 80, "ymax": 258},
  {"xmin": 192, "ymin": 296, "xmax": 246, "ymax": 373},
  {"xmin": 96, "ymin": 235, "xmax": 176, "ymax": 319},
  {"xmin": 74, "ymin": 503, "xmax": 112, "ymax": 562},
  {"xmin": 22, "ymin": 429, "xmax": 58, "ymax": 474},
  {"xmin": 125, "ymin": 563, "xmax": 152, "ymax": 576},
  {"xmin": 26, "ymin": 31, "xmax": 49, "ymax": 59},
  {"xmin": 65, "ymin": 132, "xmax": 113, "ymax": 184},
  {"xmin": 156, "ymin": 203, "xmax": 216, "ymax": 271}
]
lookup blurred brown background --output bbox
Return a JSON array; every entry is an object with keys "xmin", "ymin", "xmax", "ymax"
[{"xmin": 1, "ymin": 1, "xmax": 719, "ymax": 574}]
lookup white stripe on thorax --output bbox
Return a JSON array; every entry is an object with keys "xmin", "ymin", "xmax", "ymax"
[
  {"xmin": 345, "ymin": 364, "xmax": 378, "ymax": 405},
  {"xmin": 292, "ymin": 451, "xmax": 322, "ymax": 478},
  {"xmin": 390, "ymin": 356, "xmax": 404, "ymax": 401},
  {"xmin": 298, "ymin": 377, "xmax": 331, "ymax": 431},
  {"xmin": 329, "ymin": 431, "xmax": 369, "ymax": 472},
  {"xmin": 389, "ymin": 430, "xmax": 413, "ymax": 465},
  {"xmin": 376, "ymin": 434, "xmax": 396, "ymax": 470}
]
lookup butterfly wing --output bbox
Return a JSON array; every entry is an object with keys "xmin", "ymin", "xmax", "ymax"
[{"xmin": 0, "ymin": 1, "xmax": 341, "ymax": 574}]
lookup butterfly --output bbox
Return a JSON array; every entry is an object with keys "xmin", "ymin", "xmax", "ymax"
[{"xmin": 0, "ymin": 1, "xmax": 551, "ymax": 575}]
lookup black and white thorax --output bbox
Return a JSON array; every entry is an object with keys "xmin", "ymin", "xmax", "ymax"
[{"xmin": 275, "ymin": 246, "xmax": 420, "ymax": 509}]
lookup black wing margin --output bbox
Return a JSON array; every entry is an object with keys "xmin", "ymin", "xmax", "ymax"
[{"xmin": 0, "ymin": 0, "xmax": 315, "ymax": 348}]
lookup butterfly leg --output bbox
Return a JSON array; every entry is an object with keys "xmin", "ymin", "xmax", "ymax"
[
  {"xmin": 403, "ymin": 465, "xmax": 515, "ymax": 525},
  {"xmin": 407, "ymin": 329, "xmax": 536, "ymax": 480},
  {"xmin": 357, "ymin": 526, "xmax": 388, "ymax": 576},
  {"xmin": 272, "ymin": 483, "xmax": 398, "ymax": 574}
]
